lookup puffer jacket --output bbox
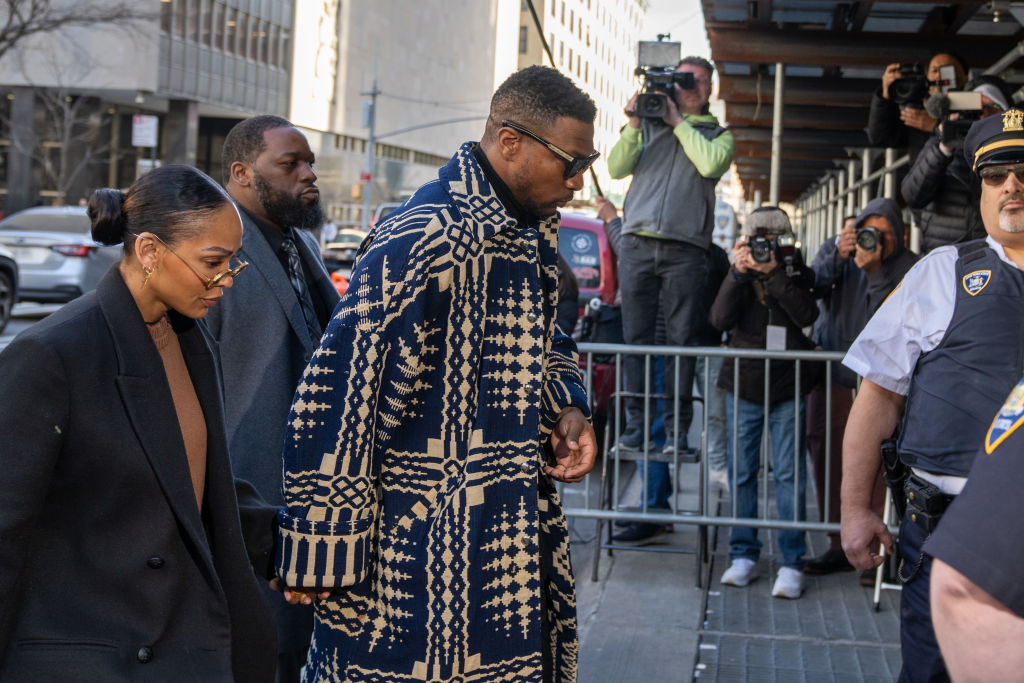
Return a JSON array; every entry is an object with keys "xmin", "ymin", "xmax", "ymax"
[{"xmin": 901, "ymin": 135, "xmax": 983, "ymax": 253}]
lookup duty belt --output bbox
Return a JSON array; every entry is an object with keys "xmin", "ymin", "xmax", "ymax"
[{"xmin": 904, "ymin": 473, "xmax": 956, "ymax": 533}]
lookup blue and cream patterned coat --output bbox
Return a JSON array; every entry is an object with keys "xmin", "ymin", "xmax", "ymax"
[{"xmin": 276, "ymin": 142, "xmax": 590, "ymax": 682}]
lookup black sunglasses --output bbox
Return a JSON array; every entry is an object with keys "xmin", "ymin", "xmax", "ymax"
[
  {"xmin": 979, "ymin": 164, "xmax": 1024, "ymax": 187},
  {"xmin": 501, "ymin": 120, "xmax": 600, "ymax": 179}
]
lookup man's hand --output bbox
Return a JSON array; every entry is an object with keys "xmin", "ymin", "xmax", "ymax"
[
  {"xmin": 624, "ymin": 92, "xmax": 641, "ymax": 129},
  {"xmin": 546, "ymin": 407, "xmax": 597, "ymax": 483},
  {"xmin": 269, "ymin": 577, "xmax": 332, "ymax": 606},
  {"xmin": 837, "ymin": 224, "xmax": 857, "ymax": 259},
  {"xmin": 901, "ymin": 107, "xmax": 937, "ymax": 133},
  {"xmin": 594, "ymin": 195, "xmax": 619, "ymax": 224},
  {"xmin": 841, "ymin": 505, "xmax": 893, "ymax": 570},
  {"xmin": 854, "ymin": 240, "xmax": 883, "ymax": 271},
  {"xmin": 881, "ymin": 62, "xmax": 901, "ymax": 100},
  {"xmin": 732, "ymin": 239, "xmax": 751, "ymax": 274},
  {"xmin": 734, "ymin": 239, "xmax": 776, "ymax": 276},
  {"xmin": 747, "ymin": 249, "xmax": 777, "ymax": 275},
  {"xmin": 661, "ymin": 90, "xmax": 683, "ymax": 129}
]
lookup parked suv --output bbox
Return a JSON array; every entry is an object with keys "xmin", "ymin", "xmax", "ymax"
[{"xmin": 0, "ymin": 206, "xmax": 120, "ymax": 303}]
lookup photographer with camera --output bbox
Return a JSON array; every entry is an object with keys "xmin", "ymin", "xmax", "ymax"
[
  {"xmin": 606, "ymin": 57, "xmax": 733, "ymax": 542},
  {"xmin": 804, "ymin": 201, "xmax": 918, "ymax": 579},
  {"xmin": 868, "ymin": 52, "xmax": 968, "ymax": 162},
  {"xmin": 709, "ymin": 207, "xmax": 817, "ymax": 599},
  {"xmin": 901, "ymin": 76, "xmax": 1011, "ymax": 253},
  {"xmin": 841, "ymin": 111, "xmax": 1024, "ymax": 681}
]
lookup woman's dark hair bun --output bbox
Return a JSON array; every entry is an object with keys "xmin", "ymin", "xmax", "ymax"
[{"xmin": 88, "ymin": 188, "xmax": 129, "ymax": 245}]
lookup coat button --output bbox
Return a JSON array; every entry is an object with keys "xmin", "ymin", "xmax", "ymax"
[
  {"xmin": 521, "ymin": 461, "xmax": 534, "ymax": 474},
  {"xmin": 908, "ymin": 491, "xmax": 915, "ymax": 501},
  {"xmin": 527, "ymin": 312, "xmax": 539, "ymax": 323},
  {"xmin": 146, "ymin": 556, "xmax": 165, "ymax": 569},
  {"xmin": 137, "ymin": 646, "xmax": 153, "ymax": 663}
]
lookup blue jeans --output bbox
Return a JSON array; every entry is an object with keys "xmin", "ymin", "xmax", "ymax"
[
  {"xmin": 725, "ymin": 395, "xmax": 807, "ymax": 569},
  {"xmin": 696, "ymin": 355, "xmax": 727, "ymax": 472},
  {"xmin": 639, "ymin": 357, "xmax": 670, "ymax": 509}
]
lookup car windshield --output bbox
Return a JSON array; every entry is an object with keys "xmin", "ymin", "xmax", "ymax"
[
  {"xmin": 0, "ymin": 212, "xmax": 89, "ymax": 233},
  {"xmin": 331, "ymin": 233, "xmax": 364, "ymax": 245},
  {"xmin": 558, "ymin": 227, "xmax": 601, "ymax": 290}
]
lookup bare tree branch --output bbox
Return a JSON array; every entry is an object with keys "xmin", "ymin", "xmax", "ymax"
[{"xmin": 0, "ymin": 0, "xmax": 153, "ymax": 65}]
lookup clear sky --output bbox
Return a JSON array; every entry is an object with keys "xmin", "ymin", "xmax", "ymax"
[{"xmin": 641, "ymin": 0, "xmax": 710, "ymax": 60}]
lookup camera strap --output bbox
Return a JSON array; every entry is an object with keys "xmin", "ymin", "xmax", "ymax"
[{"xmin": 690, "ymin": 121, "xmax": 726, "ymax": 141}]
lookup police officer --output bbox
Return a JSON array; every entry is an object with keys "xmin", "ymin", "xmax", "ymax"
[
  {"xmin": 926, "ymin": 374, "xmax": 1024, "ymax": 681},
  {"xmin": 840, "ymin": 109, "xmax": 1024, "ymax": 682}
]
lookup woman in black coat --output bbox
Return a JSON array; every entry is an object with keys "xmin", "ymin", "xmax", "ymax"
[{"xmin": 0, "ymin": 166, "xmax": 278, "ymax": 681}]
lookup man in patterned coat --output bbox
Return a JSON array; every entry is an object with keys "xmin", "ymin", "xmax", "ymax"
[{"xmin": 275, "ymin": 66, "xmax": 600, "ymax": 682}]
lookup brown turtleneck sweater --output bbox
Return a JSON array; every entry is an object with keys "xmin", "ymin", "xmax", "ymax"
[{"xmin": 148, "ymin": 316, "xmax": 207, "ymax": 507}]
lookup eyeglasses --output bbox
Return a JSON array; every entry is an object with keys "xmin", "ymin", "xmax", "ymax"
[
  {"xmin": 979, "ymin": 164, "xmax": 1024, "ymax": 187},
  {"xmin": 135, "ymin": 233, "xmax": 248, "ymax": 289},
  {"xmin": 501, "ymin": 120, "xmax": 600, "ymax": 179}
]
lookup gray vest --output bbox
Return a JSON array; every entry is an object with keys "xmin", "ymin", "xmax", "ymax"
[
  {"xmin": 621, "ymin": 119, "xmax": 724, "ymax": 249},
  {"xmin": 899, "ymin": 241, "xmax": 1024, "ymax": 476}
]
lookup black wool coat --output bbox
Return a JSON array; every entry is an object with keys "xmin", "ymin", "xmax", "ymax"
[{"xmin": 0, "ymin": 267, "xmax": 277, "ymax": 682}]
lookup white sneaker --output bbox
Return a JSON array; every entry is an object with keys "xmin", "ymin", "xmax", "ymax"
[
  {"xmin": 709, "ymin": 468, "xmax": 730, "ymax": 492},
  {"xmin": 720, "ymin": 558, "xmax": 759, "ymax": 587},
  {"xmin": 772, "ymin": 567, "xmax": 806, "ymax": 599}
]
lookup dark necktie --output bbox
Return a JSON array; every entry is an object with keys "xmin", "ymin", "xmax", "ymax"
[{"xmin": 280, "ymin": 237, "xmax": 321, "ymax": 343}]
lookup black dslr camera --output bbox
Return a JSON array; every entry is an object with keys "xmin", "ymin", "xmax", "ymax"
[
  {"xmin": 890, "ymin": 63, "xmax": 929, "ymax": 109},
  {"xmin": 750, "ymin": 231, "xmax": 802, "ymax": 275},
  {"xmin": 856, "ymin": 226, "xmax": 881, "ymax": 252},
  {"xmin": 632, "ymin": 37, "xmax": 688, "ymax": 120}
]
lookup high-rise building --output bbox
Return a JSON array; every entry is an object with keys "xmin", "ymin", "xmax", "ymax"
[
  {"xmin": 0, "ymin": 0, "xmax": 296, "ymax": 213},
  {"xmin": 515, "ymin": 0, "xmax": 646, "ymax": 201}
]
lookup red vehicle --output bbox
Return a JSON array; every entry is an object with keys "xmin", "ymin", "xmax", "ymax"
[
  {"xmin": 557, "ymin": 211, "xmax": 619, "ymax": 422},
  {"xmin": 557, "ymin": 211, "xmax": 616, "ymax": 311}
]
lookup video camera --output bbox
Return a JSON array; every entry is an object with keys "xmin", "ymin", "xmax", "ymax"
[
  {"xmin": 891, "ymin": 62, "xmax": 958, "ymax": 110},
  {"xmin": 925, "ymin": 90, "xmax": 986, "ymax": 150},
  {"xmin": 890, "ymin": 63, "xmax": 928, "ymax": 109},
  {"xmin": 633, "ymin": 37, "xmax": 690, "ymax": 120},
  {"xmin": 750, "ymin": 230, "xmax": 803, "ymax": 275}
]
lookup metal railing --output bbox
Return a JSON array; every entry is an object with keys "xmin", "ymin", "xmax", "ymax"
[
  {"xmin": 561, "ymin": 342, "xmax": 850, "ymax": 584},
  {"xmin": 794, "ymin": 149, "xmax": 909, "ymax": 257}
]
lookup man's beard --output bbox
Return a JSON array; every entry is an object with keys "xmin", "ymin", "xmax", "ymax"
[
  {"xmin": 999, "ymin": 194, "xmax": 1024, "ymax": 233},
  {"xmin": 253, "ymin": 172, "xmax": 324, "ymax": 231}
]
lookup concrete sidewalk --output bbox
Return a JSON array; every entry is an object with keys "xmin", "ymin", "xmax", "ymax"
[{"xmin": 566, "ymin": 464, "xmax": 901, "ymax": 682}]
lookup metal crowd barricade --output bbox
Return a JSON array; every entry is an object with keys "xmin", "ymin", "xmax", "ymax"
[{"xmin": 562, "ymin": 342, "xmax": 848, "ymax": 588}]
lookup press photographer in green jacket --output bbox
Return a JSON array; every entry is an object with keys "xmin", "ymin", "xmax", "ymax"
[{"xmin": 606, "ymin": 55, "xmax": 734, "ymax": 544}]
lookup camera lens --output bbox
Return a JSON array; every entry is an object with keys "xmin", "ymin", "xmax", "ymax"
[
  {"xmin": 750, "ymin": 237, "xmax": 772, "ymax": 263},
  {"xmin": 856, "ymin": 227, "xmax": 879, "ymax": 251}
]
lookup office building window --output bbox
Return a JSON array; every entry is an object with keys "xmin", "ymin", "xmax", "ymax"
[
  {"xmin": 224, "ymin": 6, "xmax": 237, "ymax": 54},
  {"xmin": 160, "ymin": 0, "xmax": 173, "ymax": 33},
  {"xmin": 519, "ymin": 26, "xmax": 527, "ymax": 54},
  {"xmin": 211, "ymin": 2, "xmax": 224, "ymax": 50}
]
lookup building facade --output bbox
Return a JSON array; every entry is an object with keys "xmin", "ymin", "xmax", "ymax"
[
  {"xmin": 516, "ymin": 0, "xmax": 646, "ymax": 202},
  {"xmin": 0, "ymin": 0, "xmax": 512, "ymax": 224}
]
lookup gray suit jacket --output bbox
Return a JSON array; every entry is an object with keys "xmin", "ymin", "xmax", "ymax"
[{"xmin": 204, "ymin": 210, "xmax": 339, "ymax": 652}]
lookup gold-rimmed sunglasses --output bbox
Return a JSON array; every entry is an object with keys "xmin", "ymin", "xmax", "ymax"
[{"xmin": 135, "ymin": 232, "xmax": 248, "ymax": 289}]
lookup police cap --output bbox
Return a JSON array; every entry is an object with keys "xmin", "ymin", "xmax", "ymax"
[{"xmin": 964, "ymin": 108, "xmax": 1024, "ymax": 172}]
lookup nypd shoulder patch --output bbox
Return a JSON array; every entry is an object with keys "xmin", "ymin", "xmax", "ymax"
[
  {"xmin": 985, "ymin": 376, "xmax": 1024, "ymax": 454},
  {"xmin": 962, "ymin": 269, "xmax": 991, "ymax": 296}
]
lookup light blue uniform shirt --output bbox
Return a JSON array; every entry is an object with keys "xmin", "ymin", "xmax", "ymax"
[{"xmin": 844, "ymin": 236, "xmax": 1021, "ymax": 396}]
